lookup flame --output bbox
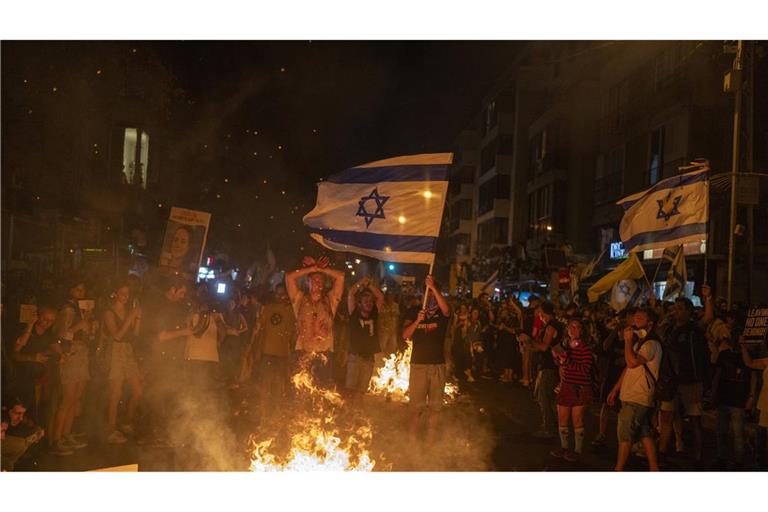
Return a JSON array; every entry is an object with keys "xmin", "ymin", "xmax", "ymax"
[
  {"xmin": 249, "ymin": 353, "xmax": 375, "ymax": 471},
  {"xmin": 368, "ymin": 341, "xmax": 459, "ymax": 404}
]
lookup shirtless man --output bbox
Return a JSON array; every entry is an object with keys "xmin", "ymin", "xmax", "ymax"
[{"xmin": 285, "ymin": 256, "xmax": 344, "ymax": 386}]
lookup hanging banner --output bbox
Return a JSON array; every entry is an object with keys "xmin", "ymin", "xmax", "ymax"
[{"xmin": 159, "ymin": 207, "xmax": 211, "ymax": 278}]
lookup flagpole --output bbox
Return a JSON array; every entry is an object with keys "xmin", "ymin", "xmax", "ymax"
[
  {"xmin": 650, "ymin": 255, "xmax": 665, "ymax": 287},
  {"xmin": 727, "ymin": 40, "xmax": 743, "ymax": 309},
  {"xmin": 422, "ymin": 255, "xmax": 436, "ymax": 310}
]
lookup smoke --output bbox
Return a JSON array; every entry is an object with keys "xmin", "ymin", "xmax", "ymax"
[
  {"xmin": 361, "ymin": 395, "xmax": 495, "ymax": 471},
  {"xmin": 149, "ymin": 359, "xmax": 494, "ymax": 471}
]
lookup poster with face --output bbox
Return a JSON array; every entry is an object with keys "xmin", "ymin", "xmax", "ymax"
[{"xmin": 159, "ymin": 207, "xmax": 211, "ymax": 278}]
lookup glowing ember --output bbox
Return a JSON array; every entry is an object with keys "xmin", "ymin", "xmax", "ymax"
[
  {"xmin": 368, "ymin": 341, "xmax": 460, "ymax": 404},
  {"xmin": 249, "ymin": 354, "xmax": 375, "ymax": 471}
]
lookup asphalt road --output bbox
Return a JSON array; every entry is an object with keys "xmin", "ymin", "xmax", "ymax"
[{"xmin": 11, "ymin": 377, "xmax": 765, "ymax": 472}]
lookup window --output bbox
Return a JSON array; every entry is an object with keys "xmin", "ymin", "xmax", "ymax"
[
  {"xmin": 480, "ymin": 137, "xmax": 498, "ymax": 176},
  {"xmin": 607, "ymin": 79, "xmax": 629, "ymax": 133},
  {"xmin": 528, "ymin": 184, "xmax": 554, "ymax": 235},
  {"xmin": 458, "ymin": 199, "xmax": 473, "ymax": 220},
  {"xmin": 122, "ymin": 127, "xmax": 149, "ymax": 188},
  {"xmin": 477, "ymin": 217, "xmax": 508, "ymax": 253},
  {"xmin": 498, "ymin": 134, "xmax": 515, "ymax": 155},
  {"xmin": 594, "ymin": 146, "xmax": 625, "ymax": 203},
  {"xmin": 478, "ymin": 178, "xmax": 496, "ymax": 215},
  {"xmin": 478, "ymin": 176, "xmax": 510, "ymax": 216},
  {"xmin": 648, "ymin": 127, "xmax": 665, "ymax": 185},
  {"xmin": 530, "ymin": 130, "xmax": 546, "ymax": 175},
  {"xmin": 481, "ymin": 101, "xmax": 497, "ymax": 137},
  {"xmin": 653, "ymin": 45, "xmax": 686, "ymax": 92}
]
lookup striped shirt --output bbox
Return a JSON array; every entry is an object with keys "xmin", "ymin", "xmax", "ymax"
[{"xmin": 560, "ymin": 341, "xmax": 593, "ymax": 386}]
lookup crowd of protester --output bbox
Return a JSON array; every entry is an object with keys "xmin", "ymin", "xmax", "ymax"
[{"xmin": 2, "ymin": 259, "xmax": 768, "ymax": 472}]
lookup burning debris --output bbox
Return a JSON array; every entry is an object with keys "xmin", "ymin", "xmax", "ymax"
[
  {"xmin": 368, "ymin": 341, "xmax": 459, "ymax": 404},
  {"xmin": 248, "ymin": 355, "xmax": 376, "ymax": 471}
]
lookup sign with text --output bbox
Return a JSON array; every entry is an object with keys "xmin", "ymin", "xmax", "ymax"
[
  {"xmin": 610, "ymin": 241, "xmax": 628, "ymax": 260},
  {"xmin": 743, "ymin": 308, "xmax": 768, "ymax": 344}
]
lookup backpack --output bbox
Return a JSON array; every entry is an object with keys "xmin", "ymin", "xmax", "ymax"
[{"xmin": 639, "ymin": 338, "xmax": 677, "ymax": 403}]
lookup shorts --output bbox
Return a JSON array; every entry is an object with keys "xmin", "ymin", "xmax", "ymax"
[
  {"xmin": 60, "ymin": 341, "xmax": 90, "ymax": 384},
  {"xmin": 617, "ymin": 402, "xmax": 654, "ymax": 443},
  {"xmin": 409, "ymin": 363, "xmax": 446, "ymax": 412},
  {"xmin": 557, "ymin": 381, "xmax": 592, "ymax": 407},
  {"xmin": 345, "ymin": 354, "xmax": 374, "ymax": 392},
  {"xmin": 108, "ymin": 342, "xmax": 140, "ymax": 381},
  {"xmin": 660, "ymin": 382, "xmax": 703, "ymax": 416}
]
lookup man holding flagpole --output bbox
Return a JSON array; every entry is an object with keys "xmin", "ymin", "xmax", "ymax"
[
  {"xmin": 301, "ymin": 152, "xmax": 452, "ymax": 434},
  {"xmin": 402, "ymin": 275, "xmax": 451, "ymax": 444}
]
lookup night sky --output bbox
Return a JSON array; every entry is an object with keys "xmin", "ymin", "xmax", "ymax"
[
  {"xmin": 3, "ymin": 41, "xmax": 522, "ymax": 268},
  {"xmin": 155, "ymin": 41, "xmax": 521, "ymax": 263}
]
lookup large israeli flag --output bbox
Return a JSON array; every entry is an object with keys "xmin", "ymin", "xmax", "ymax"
[
  {"xmin": 617, "ymin": 165, "xmax": 709, "ymax": 253},
  {"xmin": 303, "ymin": 153, "xmax": 452, "ymax": 265}
]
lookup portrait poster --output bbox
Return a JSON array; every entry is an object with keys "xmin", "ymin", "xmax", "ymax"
[{"xmin": 158, "ymin": 207, "xmax": 211, "ymax": 278}]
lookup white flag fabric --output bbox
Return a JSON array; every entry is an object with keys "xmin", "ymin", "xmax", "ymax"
[
  {"xmin": 617, "ymin": 166, "xmax": 708, "ymax": 253},
  {"xmin": 303, "ymin": 153, "xmax": 452, "ymax": 265}
]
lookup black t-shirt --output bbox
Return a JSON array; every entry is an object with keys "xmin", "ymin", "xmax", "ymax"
[
  {"xmin": 6, "ymin": 421, "xmax": 37, "ymax": 439},
  {"xmin": 348, "ymin": 308, "xmax": 379, "ymax": 357},
  {"xmin": 715, "ymin": 349, "xmax": 752, "ymax": 408},
  {"xmin": 144, "ymin": 296, "xmax": 189, "ymax": 361},
  {"xmin": 536, "ymin": 319, "xmax": 564, "ymax": 370},
  {"xmin": 664, "ymin": 321, "xmax": 708, "ymax": 384},
  {"xmin": 19, "ymin": 326, "xmax": 56, "ymax": 355},
  {"xmin": 406, "ymin": 307, "xmax": 450, "ymax": 364}
]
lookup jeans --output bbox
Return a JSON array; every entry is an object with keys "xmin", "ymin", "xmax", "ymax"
[
  {"xmin": 535, "ymin": 369, "xmax": 558, "ymax": 432},
  {"xmin": 716, "ymin": 405, "xmax": 745, "ymax": 464}
]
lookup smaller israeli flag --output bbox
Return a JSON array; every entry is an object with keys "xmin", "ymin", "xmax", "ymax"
[
  {"xmin": 304, "ymin": 153, "xmax": 452, "ymax": 265},
  {"xmin": 617, "ymin": 164, "xmax": 709, "ymax": 253},
  {"xmin": 663, "ymin": 245, "xmax": 687, "ymax": 300}
]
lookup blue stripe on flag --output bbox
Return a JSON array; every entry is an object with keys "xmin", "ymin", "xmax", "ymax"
[
  {"xmin": 307, "ymin": 228, "xmax": 437, "ymax": 253},
  {"xmin": 618, "ymin": 171, "xmax": 708, "ymax": 210},
  {"xmin": 623, "ymin": 223, "xmax": 708, "ymax": 251},
  {"xmin": 326, "ymin": 164, "xmax": 448, "ymax": 184}
]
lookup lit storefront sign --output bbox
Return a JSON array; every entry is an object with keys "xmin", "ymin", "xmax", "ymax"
[{"xmin": 610, "ymin": 241, "xmax": 627, "ymax": 260}]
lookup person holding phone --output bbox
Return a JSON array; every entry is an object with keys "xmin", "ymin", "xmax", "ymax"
[
  {"xmin": 11, "ymin": 306, "xmax": 57, "ymax": 424},
  {"xmin": 50, "ymin": 279, "xmax": 92, "ymax": 455},
  {"xmin": 102, "ymin": 283, "xmax": 143, "ymax": 444}
]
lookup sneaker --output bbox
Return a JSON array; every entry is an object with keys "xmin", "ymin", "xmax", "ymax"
[
  {"xmin": 533, "ymin": 430, "xmax": 556, "ymax": 439},
  {"xmin": 550, "ymin": 447, "xmax": 566, "ymax": 458},
  {"xmin": 106, "ymin": 430, "xmax": 128, "ymax": 444},
  {"xmin": 591, "ymin": 436, "xmax": 607, "ymax": 447},
  {"xmin": 50, "ymin": 442, "xmax": 74, "ymax": 456},
  {"xmin": 64, "ymin": 435, "xmax": 88, "ymax": 449},
  {"xmin": 121, "ymin": 425, "xmax": 136, "ymax": 436},
  {"xmin": 563, "ymin": 450, "xmax": 580, "ymax": 462}
]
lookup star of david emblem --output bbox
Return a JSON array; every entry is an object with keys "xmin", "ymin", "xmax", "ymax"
[
  {"xmin": 656, "ymin": 194, "xmax": 682, "ymax": 222},
  {"xmin": 356, "ymin": 188, "xmax": 389, "ymax": 228}
]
